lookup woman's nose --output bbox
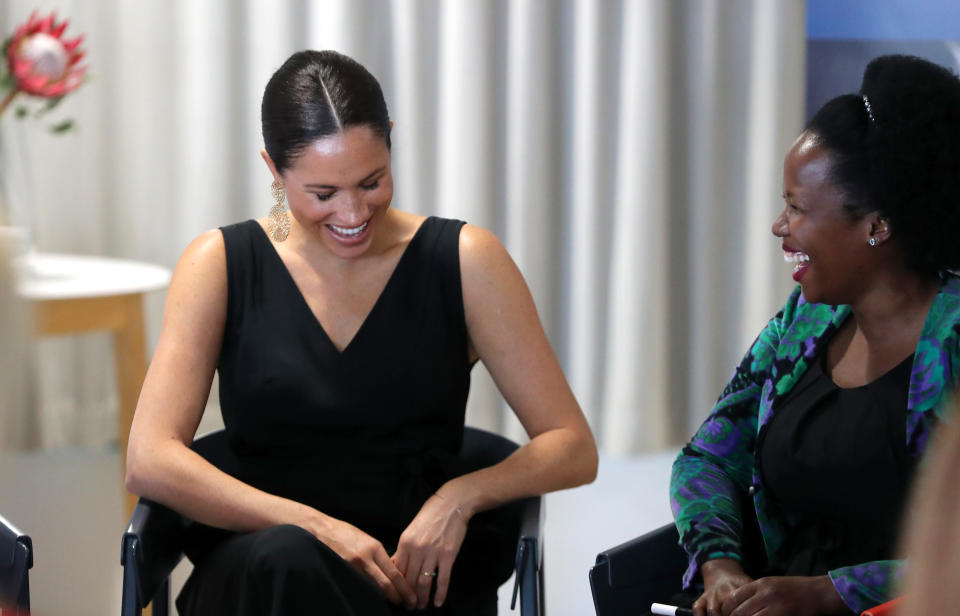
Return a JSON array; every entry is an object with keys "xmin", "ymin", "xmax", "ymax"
[
  {"xmin": 339, "ymin": 191, "xmax": 367, "ymax": 222},
  {"xmin": 771, "ymin": 210, "xmax": 788, "ymax": 237}
]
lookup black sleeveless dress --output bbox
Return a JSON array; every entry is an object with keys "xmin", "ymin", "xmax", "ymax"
[{"xmin": 176, "ymin": 217, "xmax": 512, "ymax": 615}]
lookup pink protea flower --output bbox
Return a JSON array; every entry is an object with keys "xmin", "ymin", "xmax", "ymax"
[{"xmin": 1, "ymin": 11, "xmax": 86, "ymax": 115}]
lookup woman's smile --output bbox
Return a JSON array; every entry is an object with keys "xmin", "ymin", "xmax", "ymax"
[
  {"xmin": 326, "ymin": 220, "xmax": 371, "ymax": 244},
  {"xmin": 782, "ymin": 243, "xmax": 811, "ymax": 281}
]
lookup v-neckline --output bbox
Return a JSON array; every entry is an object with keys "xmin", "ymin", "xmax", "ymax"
[{"xmin": 253, "ymin": 217, "xmax": 432, "ymax": 356}]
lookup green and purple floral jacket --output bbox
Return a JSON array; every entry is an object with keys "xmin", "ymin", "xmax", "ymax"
[{"xmin": 671, "ymin": 274, "xmax": 960, "ymax": 614}]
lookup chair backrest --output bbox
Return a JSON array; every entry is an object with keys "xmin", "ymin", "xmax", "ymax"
[
  {"xmin": 0, "ymin": 513, "xmax": 32, "ymax": 612},
  {"xmin": 589, "ymin": 523, "xmax": 687, "ymax": 616},
  {"xmin": 461, "ymin": 426, "xmax": 520, "ymax": 469}
]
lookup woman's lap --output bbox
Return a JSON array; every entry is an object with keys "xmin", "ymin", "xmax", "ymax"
[
  {"xmin": 176, "ymin": 524, "xmax": 499, "ymax": 616},
  {"xmin": 176, "ymin": 524, "xmax": 391, "ymax": 616}
]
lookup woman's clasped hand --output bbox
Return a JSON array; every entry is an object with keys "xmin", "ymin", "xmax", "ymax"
[
  {"xmin": 313, "ymin": 516, "xmax": 418, "ymax": 609},
  {"xmin": 392, "ymin": 490, "xmax": 471, "ymax": 609},
  {"xmin": 693, "ymin": 559, "xmax": 848, "ymax": 616}
]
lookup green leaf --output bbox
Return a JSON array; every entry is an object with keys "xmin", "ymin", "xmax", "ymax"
[
  {"xmin": 49, "ymin": 119, "xmax": 74, "ymax": 134},
  {"xmin": 14, "ymin": 106, "xmax": 27, "ymax": 118},
  {"xmin": 34, "ymin": 96, "xmax": 64, "ymax": 116}
]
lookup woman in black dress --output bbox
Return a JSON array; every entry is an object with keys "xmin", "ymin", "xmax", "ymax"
[{"xmin": 125, "ymin": 50, "xmax": 597, "ymax": 615}]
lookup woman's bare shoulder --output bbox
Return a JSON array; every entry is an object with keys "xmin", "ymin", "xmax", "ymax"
[
  {"xmin": 167, "ymin": 229, "xmax": 228, "ymax": 305},
  {"xmin": 458, "ymin": 223, "xmax": 511, "ymax": 273},
  {"xmin": 178, "ymin": 228, "xmax": 226, "ymax": 271}
]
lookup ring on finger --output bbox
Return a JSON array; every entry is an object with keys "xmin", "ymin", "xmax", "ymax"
[{"xmin": 422, "ymin": 571, "xmax": 437, "ymax": 577}]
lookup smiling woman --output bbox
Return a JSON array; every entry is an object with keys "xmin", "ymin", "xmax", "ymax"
[
  {"xmin": 669, "ymin": 55, "xmax": 960, "ymax": 616},
  {"xmin": 123, "ymin": 50, "xmax": 597, "ymax": 616}
]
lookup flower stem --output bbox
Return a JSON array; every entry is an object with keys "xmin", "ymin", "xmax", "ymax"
[{"xmin": 0, "ymin": 90, "xmax": 20, "ymax": 117}]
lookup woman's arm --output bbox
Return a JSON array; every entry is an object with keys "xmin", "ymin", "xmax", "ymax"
[
  {"xmin": 125, "ymin": 230, "xmax": 313, "ymax": 531},
  {"xmin": 671, "ymin": 290, "xmax": 805, "ymax": 615},
  {"xmin": 393, "ymin": 224, "xmax": 598, "ymax": 608},
  {"xmin": 451, "ymin": 224, "xmax": 598, "ymax": 502},
  {"xmin": 125, "ymin": 230, "xmax": 415, "ymax": 607}
]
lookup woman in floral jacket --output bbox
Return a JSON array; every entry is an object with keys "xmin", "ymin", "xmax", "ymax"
[{"xmin": 671, "ymin": 55, "xmax": 960, "ymax": 616}]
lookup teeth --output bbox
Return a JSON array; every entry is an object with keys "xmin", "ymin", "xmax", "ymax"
[
  {"xmin": 328, "ymin": 222, "xmax": 368, "ymax": 237},
  {"xmin": 783, "ymin": 251, "xmax": 810, "ymax": 263},
  {"xmin": 783, "ymin": 251, "xmax": 810, "ymax": 273}
]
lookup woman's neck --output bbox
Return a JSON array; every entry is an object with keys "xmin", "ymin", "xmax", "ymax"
[{"xmin": 849, "ymin": 269, "xmax": 940, "ymax": 346}]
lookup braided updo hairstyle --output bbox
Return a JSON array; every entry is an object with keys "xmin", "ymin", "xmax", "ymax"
[{"xmin": 805, "ymin": 55, "xmax": 960, "ymax": 276}]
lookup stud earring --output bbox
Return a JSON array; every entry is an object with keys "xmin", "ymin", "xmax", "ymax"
[
  {"xmin": 869, "ymin": 237, "xmax": 877, "ymax": 246},
  {"xmin": 268, "ymin": 180, "xmax": 290, "ymax": 242}
]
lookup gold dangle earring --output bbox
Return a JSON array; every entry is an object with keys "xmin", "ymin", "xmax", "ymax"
[{"xmin": 268, "ymin": 180, "xmax": 290, "ymax": 242}]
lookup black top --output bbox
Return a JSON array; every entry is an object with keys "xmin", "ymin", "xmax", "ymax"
[
  {"xmin": 215, "ymin": 217, "xmax": 471, "ymax": 543},
  {"xmin": 758, "ymin": 351, "xmax": 916, "ymax": 575}
]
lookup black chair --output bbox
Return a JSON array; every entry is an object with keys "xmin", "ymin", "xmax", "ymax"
[
  {"xmin": 0, "ymin": 513, "xmax": 32, "ymax": 615},
  {"xmin": 121, "ymin": 426, "xmax": 544, "ymax": 616},
  {"xmin": 590, "ymin": 524, "xmax": 897, "ymax": 616},
  {"xmin": 589, "ymin": 523, "xmax": 687, "ymax": 616}
]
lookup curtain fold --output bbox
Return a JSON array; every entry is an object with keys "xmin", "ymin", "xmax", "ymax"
[
  {"xmin": 0, "ymin": 0, "xmax": 804, "ymax": 454},
  {"xmin": 602, "ymin": 0, "xmax": 672, "ymax": 452}
]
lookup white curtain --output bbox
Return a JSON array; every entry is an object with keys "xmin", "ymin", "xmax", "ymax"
[{"xmin": 0, "ymin": 0, "xmax": 803, "ymax": 454}]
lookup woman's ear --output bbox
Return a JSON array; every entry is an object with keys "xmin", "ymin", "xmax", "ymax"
[
  {"xmin": 260, "ymin": 149, "xmax": 281, "ymax": 183},
  {"xmin": 867, "ymin": 213, "xmax": 892, "ymax": 245}
]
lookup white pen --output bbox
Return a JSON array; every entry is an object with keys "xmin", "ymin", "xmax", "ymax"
[{"xmin": 650, "ymin": 603, "xmax": 694, "ymax": 616}]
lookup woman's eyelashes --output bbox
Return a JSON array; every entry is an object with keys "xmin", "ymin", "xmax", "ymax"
[{"xmin": 313, "ymin": 181, "xmax": 380, "ymax": 202}]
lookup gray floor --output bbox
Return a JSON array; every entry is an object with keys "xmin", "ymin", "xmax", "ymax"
[{"xmin": 0, "ymin": 443, "xmax": 676, "ymax": 615}]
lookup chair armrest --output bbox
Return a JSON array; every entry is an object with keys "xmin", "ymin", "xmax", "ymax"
[
  {"xmin": 590, "ymin": 523, "xmax": 688, "ymax": 615},
  {"xmin": 0, "ymin": 514, "xmax": 31, "ymax": 571},
  {"xmin": 121, "ymin": 498, "xmax": 188, "ymax": 610},
  {"xmin": 519, "ymin": 493, "xmax": 542, "ymax": 566},
  {"xmin": 512, "ymin": 494, "xmax": 543, "ymax": 616},
  {"xmin": 0, "ymin": 514, "xmax": 32, "ymax": 611}
]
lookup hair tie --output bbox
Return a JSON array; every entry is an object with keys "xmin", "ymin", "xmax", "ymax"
[{"xmin": 862, "ymin": 95, "xmax": 876, "ymax": 124}]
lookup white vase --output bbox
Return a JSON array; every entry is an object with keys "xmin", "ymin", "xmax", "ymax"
[{"xmin": 0, "ymin": 225, "xmax": 28, "ymax": 258}]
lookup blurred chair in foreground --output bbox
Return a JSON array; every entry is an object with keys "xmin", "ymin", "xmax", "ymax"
[{"xmin": 0, "ymin": 513, "xmax": 32, "ymax": 615}]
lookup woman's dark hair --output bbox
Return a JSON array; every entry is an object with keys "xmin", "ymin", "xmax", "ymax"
[
  {"xmin": 805, "ymin": 54, "xmax": 960, "ymax": 275},
  {"xmin": 261, "ymin": 50, "xmax": 391, "ymax": 173}
]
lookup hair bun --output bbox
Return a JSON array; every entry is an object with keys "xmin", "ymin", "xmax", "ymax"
[{"xmin": 860, "ymin": 54, "xmax": 960, "ymax": 133}]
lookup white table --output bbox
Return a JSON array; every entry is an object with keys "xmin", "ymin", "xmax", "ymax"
[{"xmin": 17, "ymin": 253, "xmax": 171, "ymax": 515}]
